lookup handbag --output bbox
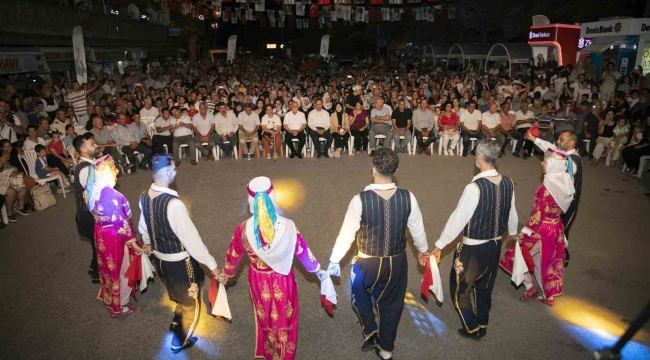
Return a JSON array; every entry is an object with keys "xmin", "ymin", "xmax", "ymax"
[{"xmin": 32, "ymin": 184, "xmax": 57, "ymax": 211}]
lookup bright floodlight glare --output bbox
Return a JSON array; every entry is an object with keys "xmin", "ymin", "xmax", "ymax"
[
  {"xmin": 199, "ymin": 15, "xmax": 205, "ymax": 20},
  {"xmin": 280, "ymin": 44, "xmax": 285, "ymax": 49},
  {"xmin": 271, "ymin": 179, "xmax": 305, "ymax": 212}
]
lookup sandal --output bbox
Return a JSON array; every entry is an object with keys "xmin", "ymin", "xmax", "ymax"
[
  {"xmin": 532, "ymin": 296, "xmax": 554, "ymax": 307},
  {"xmin": 110, "ymin": 305, "xmax": 137, "ymax": 318},
  {"xmin": 520, "ymin": 285, "xmax": 539, "ymax": 301}
]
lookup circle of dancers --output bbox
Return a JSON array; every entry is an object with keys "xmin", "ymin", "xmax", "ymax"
[{"xmin": 71, "ymin": 127, "xmax": 581, "ymax": 359}]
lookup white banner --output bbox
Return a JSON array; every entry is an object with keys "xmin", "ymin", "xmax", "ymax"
[
  {"xmin": 320, "ymin": 35, "xmax": 330, "ymax": 57},
  {"xmin": 72, "ymin": 26, "xmax": 87, "ymax": 84},
  {"xmin": 227, "ymin": 35, "xmax": 237, "ymax": 62}
]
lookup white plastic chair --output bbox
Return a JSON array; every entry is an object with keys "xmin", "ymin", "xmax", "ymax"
[
  {"xmin": 196, "ymin": 142, "xmax": 218, "ymax": 162},
  {"xmin": 415, "ymin": 136, "xmax": 435, "ymax": 155},
  {"xmin": 66, "ymin": 145, "xmax": 78, "ymax": 168},
  {"xmin": 391, "ymin": 135, "xmax": 412, "ymax": 155},
  {"xmin": 216, "ymin": 141, "xmax": 238, "ymax": 160},
  {"xmin": 438, "ymin": 136, "xmax": 461, "ymax": 156},
  {"xmin": 310, "ymin": 137, "xmax": 333, "ymax": 157},
  {"xmin": 147, "ymin": 122, "xmax": 168, "ymax": 154},
  {"xmin": 583, "ymin": 139, "xmax": 591, "ymax": 154},
  {"xmin": 637, "ymin": 155, "xmax": 650, "ymax": 179},
  {"xmin": 285, "ymin": 138, "xmax": 307, "ymax": 158},
  {"xmin": 368, "ymin": 134, "xmax": 388, "ymax": 154},
  {"xmin": 348, "ymin": 136, "xmax": 354, "ymax": 155},
  {"xmin": 20, "ymin": 151, "xmax": 67, "ymax": 199}
]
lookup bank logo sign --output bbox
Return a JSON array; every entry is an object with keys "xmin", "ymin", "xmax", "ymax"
[{"xmin": 584, "ymin": 22, "xmax": 622, "ymax": 35}]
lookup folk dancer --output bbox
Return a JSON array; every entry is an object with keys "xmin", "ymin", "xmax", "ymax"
[
  {"xmin": 219, "ymin": 176, "xmax": 329, "ymax": 360},
  {"xmin": 85, "ymin": 155, "xmax": 144, "ymax": 317},
  {"xmin": 327, "ymin": 148, "xmax": 429, "ymax": 360},
  {"xmin": 431, "ymin": 140, "xmax": 518, "ymax": 340},
  {"xmin": 526, "ymin": 130, "xmax": 582, "ymax": 266},
  {"xmin": 500, "ymin": 148, "xmax": 574, "ymax": 306},
  {"xmin": 73, "ymin": 133, "xmax": 100, "ymax": 283},
  {"xmin": 138, "ymin": 154, "xmax": 223, "ymax": 353}
]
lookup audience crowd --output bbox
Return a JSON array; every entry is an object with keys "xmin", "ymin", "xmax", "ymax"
[{"xmin": 1, "ymin": 53, "xmax": 650, "ymax": 228}]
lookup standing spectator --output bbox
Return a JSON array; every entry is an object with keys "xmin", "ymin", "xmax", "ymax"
[
  {"xmin": 330, "ymin": 102, "xmax": 350, "ymax": 158},
  {"xmin": 390, "ymin": 99, "xmax": 412, "ymax": 154},
  {"xmin": 307, "ymin": 98, "xmax": 333, "ymax": 158},
  {"xmin": 192, "ymin": 102, "xmax": 216, "ymax": 161},
  {"xmin": 170, "ymin": 107, "xmax": 196, "ymax": 165},
  {"xmin": 214, "ymin": 103, "xmax": 239, "ymax": 158},
  {"xmin": 65, "ymin": 80, "xmax": 99, "ymax": 126},
  {"xmin": 8, "ymin": 95, "xmax": 28, "ymax": 131},
  {"xmin": 237, "ymin": 103, "xmax": 262, "ymax": 158},
  {"xmin": 600, "ymin": 62, "xmax": 620, "ymax": 101},
  {"xmin": 40, "ymin": 87, "xmax": 59, "ymax": 120},
  {"xmin": 512, "ymin": 101, "xmax": 535, "ymax": 159},
  {"xmin": 368, "ymin": 97, "xmax": 393, "ymax": 156},
  {"xmin": 481, "ymin": 103, "xmax": 506, "ymax": 154},
  {"xmin": 348, "ymin": 101, "xmax": 369, "ymax": 154},
  {"xmin": 413, "ymin": 99, "xmax": 436, "ymax": 155}
]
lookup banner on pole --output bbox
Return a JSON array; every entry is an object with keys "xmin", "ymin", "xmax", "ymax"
[
  {"xmin": 320, "ymin": 35, "xmax": 330, "ymax": 57},
  {"xmin": 227, "ymin": 35, "xmax": 237, "ymax": 62},
  {"xmin": 72, "ymin": 26, "xmax": 87, "ymax": 84}
]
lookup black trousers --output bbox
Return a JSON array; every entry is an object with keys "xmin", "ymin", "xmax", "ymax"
[
  {"xmin": 351, "ymin": 252, "xmax": 407, "ymax": 353},
  {"xmin": 309, "ymin": 129, "xmax": 333, "ymax": 155},
  {"xmin": 76, "ymin": 209, "xmax": 97, "ymax": 278},
  {"xmin": 333, "ymin": 132, "xmax": 350, "ymax": 149},
  {"xmin": 285, "ymin": 131, "xmax": 306, "ymax": 154},
  {"xmin": 154, "ymin": 256, "xmax": 204, "ymax": 348},
  {"xmin": 460, "ymin": 129, "xmax": 484, "ymax": 156},
  {"xmin": 46, "ymin": 154, "xmax": 70, "ymax": 176},
  {"xmin": 414, "ymin": 129, "xmax": 435, "ymax": 149},
  {"xmin": 152, "ymin": 135, "xmax": 174, "ymax": 155},
  {"xmin": 512, "ymin": 128, "xmax": 534, "ymax": 154},
  {"xmin": 561, "ymin": 199, "xmax": 579, "ymax": 240},
  {"xmin": 577, "ymin": 133, "xmax": 598, "ymax": 158},
  {"xmin": 350, "ymin": 128, "xmax": 369, "ymax": 151},
  {"xmin": 449, "ymin": 240, "xmax": 502, "ymax": 333},
  {"xmin": 121, "ymin": 142, "xmax": 153, "ymax": 169}
]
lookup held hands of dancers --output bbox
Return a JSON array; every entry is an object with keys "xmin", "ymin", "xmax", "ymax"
[
  {"xmin": 326, "ymin": 262, "xmax": 341, "ymax": 277},
  {"xmin": 142, "ymin": 244, "xmax": 152, "ymax": 256},
  {"xmin": 126, "ymin": 240, "xmax": 144, "ymax": 255}
]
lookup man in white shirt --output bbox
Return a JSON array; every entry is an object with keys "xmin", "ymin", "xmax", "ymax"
[
  {"xmin": 139, "ymin": 154, "xmax": 222, "ymax": 354},
  {"xmin": 481, "ymin": 103, "xmax": 506, "ymax": 154},
  {"xmin": 431, "ymin": 140, "xmax": 517, "ymax": 340},
  {"xmin": 214, "ymin": 102, "xmax": 239, "ymax": 158},
  {"xmin": 192, "ymin": 102, "xmax": 216, "ymax": 161},
  {"xmin": 153, "ymin": 107, "xmax": 176, "ymax": 159},
  {"xmin": 327, "ymin": 148, "xmax": 428, "ymax": 360},
  {"xmin": 459, "ymin": 101, "xmax": 484, "ymax": 157},
  {"xmin": 307, "ymin": 98, "xmax": 333, "ymax": 158},
  {"xmin": 140, "ymin": 99, "xmax": 160, "ymax": 123},
  {"xmin": 532, "ymin": 79, "xmax": 549, "ymax": 98},
  {"xmin": 283, "ymin": 101, "xmax": 307, "ymax": 158},
  {"xmin": 512, "ymin": 101, "xmax": 535, "ymax": 159},
  {"xmin": 412, "ymin": 99, "xmax": 435, "ymax": 155},
  {"xmin": 369, "ymin": 97, "xmax": 393, "ymax": 156},
  {"xmin": 236, "ymin": 103, "xmax": 260, "ymax": 158},
  {"xmin": 168, "ymin": 107, "xmax": 196, "ymax": 165}
]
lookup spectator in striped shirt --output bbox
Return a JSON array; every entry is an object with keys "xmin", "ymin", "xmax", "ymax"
[
  {"xmin": 65, "ymin": 80, "xmax": 99, "ymax": 128},
  {"xmin": 534, "ymin": 104, "xmax": 555, "ymax": 153}
]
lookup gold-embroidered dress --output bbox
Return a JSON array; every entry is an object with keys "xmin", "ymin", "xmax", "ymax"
[{"xmin": 223, "ymin": 222, "xmax": 319, "ymax": 360}]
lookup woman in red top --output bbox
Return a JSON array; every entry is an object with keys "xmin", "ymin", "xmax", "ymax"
[
  {"xmin": 439, "ymin": 102, "xmax": 460, "ymax": 155},
  {"xmin": 349, "ymin": 101, "xmax": 369, "ymax": 152}
]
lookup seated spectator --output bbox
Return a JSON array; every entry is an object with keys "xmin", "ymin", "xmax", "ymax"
[
  {"xmin": 307, "ymin": 98, "xmax": 333, "ymax": 158},
  {"xmin": 391, "ymin": 99, "xmax": 412, "ymax": 154},
  {"xmin": 50, "ymin": 109, "xmax": 69, "ymax": 134},
  {"xmin": 369, "ymin": 97, "xmax": 393, "ymax": 156},
  {"xmin": 533, "ymin": 104, "xmax": 555, "ymax": 152},
  {"xmin": 512, "ymin": 101, "xmax": 535, "ymax": 159},
  {"xmin": 0, "ymin": 101, "xmax": 23, "ymax": 145},
  {"xmin": 111, "ymin": 113, "xmax": 152, "ymax": 172},
  {"xmin": 90, "ymin": 114, "xmax": 128, "ymax": 174},
  {"xmin": 36, "ymin": 117, "xmax": 51, "ymax": 140},
  {"xmin": 590, "ymin": 111, "xmax": 617, "ymax": 166},
  {"xmin": 606, "ymin": 116, "xmax": 630, "ymax": 167},
  {"xmin": 170, "ymin": 106, "xmax": 196, "ymax": 165},
  {"xmin": 237, "ymin": 103, "xmax": 261, "ymax": 158},
  {"xmin": 0, "ymin": 139, "xmax": 29, "ymax": 227},
  {"xmin": 63, "ymin": 124, "xmax": 76, "ymax": 148},
  {"xmin": 34, "ymin": 144, "xmax": 70, "ymax": 192},
  {"xmin": 130, "ymin": 114, "xmax": 148, "ymax": 140},
  {"xmin": 413, "ymin": 99, "xmax": 436, "ymax": 155},
  {"xmin": 46, "ymin": 130, "xmax": 73, "ymax": 181},
  {"xmin": 330, "ymin": 102, "xmax": 350, "ymax": 158},
  {"xmin": 499, "ymin": 102, "xmax": 515, "ymax": 154},
  {"xmin": 622, "ymin": 118, "xmax": 650, "ymax": 173},
  {"xmin": 152, "ymin": 107, "xmax": 175, "ymax": 157},
  {"xmin": 261, "ymin": 104, "xmax": 283, "ymax": 160},
  {"xmin": 283, "ymin": 101, "xmax": 307, "ymax": 159},
  {"xmin": 22, "ymin": 125, "xmax": 45, "ymax": 152},
  {"xmin": 192, "ymin": 102, "xmax": 216, "ymax": 161},
  {"xmin": 214, "ymin": 102, "xmax": 239, "ymax": 159},
  {"xmin": 348, "ymin": 101, "xmax": 369, "ymax": 154},
  {"xmin": 439, "ymin": 102, "xmax": 460, "ymax": 156},
  {"xmin": 554, "ymin": 99, "xmax": 577, "ymax": 140},
  {"xmin": 459, "ymin": 101, "xmax": 483, "ymax": 157}
]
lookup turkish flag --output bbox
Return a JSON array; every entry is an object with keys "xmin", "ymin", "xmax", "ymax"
[
  {"xmin": 208, "ymin": 276, "xmax": 232, "ymax": 319},
  {"xmin": 309, "ymin": 4, "xmax": 319, "ymax": 18},
  {"xmin": 125, "ymin": 254, "xmax": 142, "ymax": 290},
  {"xmin": 421, "ymin": 255, "xmax": 444, "ymax": 302}
]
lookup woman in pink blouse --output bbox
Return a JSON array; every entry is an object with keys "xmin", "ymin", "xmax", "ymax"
[{"xmin": 439, "ymin": 102, "xmax": 460, "ymax": 155}]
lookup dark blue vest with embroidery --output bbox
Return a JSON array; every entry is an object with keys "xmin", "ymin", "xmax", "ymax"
[
  {"xmin": 462, "ymin": 176, "xmax": 514, "ymax": 240},
  {"xmin": 355, "ymin": 188, "xmax": 412, "ymax": 257},
  {"xmin": 140, "ymin": 192, "xmax": 183, "ymax": 254}
]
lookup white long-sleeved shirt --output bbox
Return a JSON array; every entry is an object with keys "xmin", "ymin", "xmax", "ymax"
[
  {"xmin": 214, "ymin": 110, "xmax": 239, "ymax": 135},
  {"xmin": 138, "ymin": 184, "xmax": 218, "ymax": 271},
  {"xmin": 434, "ymin": 170, "xmax": 518, "ymax": 250},
  {"xmin": 330, "ymin": 183, "xmax": 428, "ymax": 263},
  {"xmin": 307, "ymin": 109, "xmax": 331, "ymax": 131}
]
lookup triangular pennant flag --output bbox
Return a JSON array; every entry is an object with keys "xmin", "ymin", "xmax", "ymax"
[
  {"xmin": 296, "ymin": 2, "xmax": 305, "ymax": 16},
  {"xmin": 208, "ymin": 276, "xmax": 232, "ymax": 320},
  {"xmin": 381, "ymin": 7, "xmax": 390, "ymax": 21},
  {"xmin": 421, "ymin": 255, "xmax": 444, "ymax": 303}
]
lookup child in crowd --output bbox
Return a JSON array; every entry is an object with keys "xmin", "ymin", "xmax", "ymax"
[
  {"xmin": 46, "ymin": 131, "xmax": 74, "ymax": 182},
  {"xmin": 34, "ymin": 144, "xmax": 71, "ymax": 193},
  {"xmin": 34, "ymin": 102, "xmax": 48, "ymax": 120},
  {"xmin": 63, "ymin": 124, "xmax": 76, "ymax": 148},
  {"xmin": 187, "ymin": 102, "xmax": 198, "ymax": 118}
]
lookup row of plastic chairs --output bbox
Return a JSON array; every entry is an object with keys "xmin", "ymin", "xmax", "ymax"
[{"xmin": 19, "ymin": 150, "xmax": 67, "ymax": 199}]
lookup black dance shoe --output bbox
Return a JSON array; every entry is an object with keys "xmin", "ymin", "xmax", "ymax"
[
  {"xmin": 171, "ymin": 337, "xmax": 197, "ymax": 354},
  {"xmin": 457, "ymin": 328, "xmax": 484, "ymax": 340},
  {"xmin": 362, "ymin": 333, "xmax": 379, "ymax": 351}
]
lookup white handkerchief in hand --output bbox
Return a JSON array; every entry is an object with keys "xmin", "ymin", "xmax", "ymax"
[
  {"xmin": 427, "ymin": 255, "xmax": 444, "ymax": 303},
  {"xmin": 512, "ymin": 241, "xmax": 527, "ymax": 286},
  {"xmin": 140, "ymin": 254, "xmax": 155, "ymax": 292},
  {"xmin": 212, "ymin": 283, "xmax": 232, "ymax": 320},
  {"xmin": 320, "ymin": 275, "xmax": 338, "ymax": 305}
]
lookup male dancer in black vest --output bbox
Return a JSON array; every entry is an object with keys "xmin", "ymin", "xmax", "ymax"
[
  {"xmin": 432, "ymin": 139, "xmax": 518, "ymax": 340},
  {"xmin": 327, "ymin": 148, "xmax": 429, "ymax": 360},
  {"xmin": 72, "ymin": 133, "xmax": 99, "ymax": 283},
  {"xmin": 138, "ymin": 154, "xmax": 222, "ymax": 353},
  {"xmin": 527, "ymin": 130, "xmax": 582, "ymax": 266}
]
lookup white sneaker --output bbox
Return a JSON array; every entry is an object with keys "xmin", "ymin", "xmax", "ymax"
[
  {"xmin": 444, "ymin": 150, "xmax": 449, "ymax": 156},
  {"xmin": 266, "ymin": 154, "xmax": 271, "ymax": 160}
]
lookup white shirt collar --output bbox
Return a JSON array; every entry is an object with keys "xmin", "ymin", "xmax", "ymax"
[
  {"xmin": 364, "ymin": 182, "xmax": 397, "ymax": 191},
  {"xmin": 151, "ymin": 184, "xmax": 178, "ymax": 197},
  {"xmin": 80, "ymin": 156, "xmax": 94, "ymax": 163},
  {"xmin": 472, "ymin": 169, "xmax": 499, "ymax": 182}
]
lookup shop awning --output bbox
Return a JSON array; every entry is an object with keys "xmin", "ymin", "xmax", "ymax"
[
  {"xmin": 579, "ymin": 36, "xmax": 628, "ymax": 53},
  {"xmin": 447, "ymin": 44, "xmax": 492, "ymax": 63},
  {"xmin": 485, "ymin": 43, "xmax": 532, "ymax": 70}
]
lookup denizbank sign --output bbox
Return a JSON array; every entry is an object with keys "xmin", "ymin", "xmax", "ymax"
[{"xmin": 581, "ymin": 18, "xmax": 650, "ymax": 38}]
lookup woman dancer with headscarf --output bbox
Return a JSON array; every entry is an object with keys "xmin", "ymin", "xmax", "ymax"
[
  {"xmin": 219, "ymin": 176, "xmax": 329, "ymax": 360},
  {"xmin": 86, "ymin": 155, "xmax": 143, "ymax": 317},
  {"xmin": 500, "ymin": 148, "xmax": 575, "ymax": 307}
]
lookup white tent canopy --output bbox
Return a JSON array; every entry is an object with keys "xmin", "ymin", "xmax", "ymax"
[{"xmin": 484, "ymin": 43, "xmax": 533, "ymax": 72}]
